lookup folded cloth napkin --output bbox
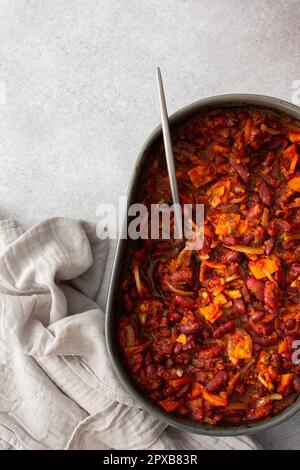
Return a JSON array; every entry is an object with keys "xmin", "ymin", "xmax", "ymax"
[{"xmin": 0, "ymin": 217, "xmax": 258, "ymax": 450}]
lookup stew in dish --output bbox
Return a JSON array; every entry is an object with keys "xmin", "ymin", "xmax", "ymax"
[{"xmin": 118, "ymin": 106, "xmax": 300, "ymax": 425}]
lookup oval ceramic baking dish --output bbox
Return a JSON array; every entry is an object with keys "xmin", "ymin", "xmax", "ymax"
[{"xmin": 106, "ymin": 94, "xmax": 300, "ymax": 436}]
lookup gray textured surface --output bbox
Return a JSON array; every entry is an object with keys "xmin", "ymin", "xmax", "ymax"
[{"xmin": 0, "ymin": 0, "xmax": 299, "ymax": 450}]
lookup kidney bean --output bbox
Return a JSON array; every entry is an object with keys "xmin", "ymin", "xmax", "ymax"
[
  {"xmin": 264, "ymin": 323, "xmax": 274, "ymax": 335},
  {"xmin": 168, "ymin": 311, "xmax": 181, "ymax": 322},
  {"xmin": 241, "ymin": 233, "xmax": 254, "ymax": 245},
  {"xmin": 275, "ymin": 219, "xmax": 292, "ymax": 233},
  {"xmin": 206, "ymin": 370, "xmax": 228, "ymax": 392},
  {"xmin": 277, "ymin": 328, "xmax": 285, "ymax": 339},
  {"xmin": 258, "ymin": 383, "xmax": 267, "ymax": 397},
  {"xmin": 146, "ymin": 364, "xmax": 156, "ymax": 378},
  {"xmin": 267, "ymin": 223, "xmax": 278, "ymax": 237},
  {"xmin": 265, "ymin": 237, "xmax": 275, "ymax": 255},
  {"xmin": 266, "ymin": 137, "xmax": 288, "ymax": 151},
  {"xmin": 293, "ymin": 375, "xmax": 300, "ymax": 393},
  {"xmin": 286, "ymin": 334, "xmax": 297, "ymax": 344},
  {"xmin": 213, "ymin": 320, "xmax": 235, "ymax": 338},
  {"xmin": 259, "ymin": 182, "xmax": 273, "ymax": 206},
  {"xmin": 176, "ymin": 383, "xmax": 192, "ymax": 398},
  {"xmin": 221, "ymin": 251, "xmax": 242, "ymax": 264},
  {"xmin": 250, "ymin": 192, "xmax": 261, "ymax": 204},
  {"xmin": 169, "ymin": 270, "xmax": 193, "ymax": 284},
  {"xmin": 202, "ymin": 328, "xmax": 212, "ymax": 340},
  {"xmin": 173, "ymin": 295, "xmax": 195, "ymax": 309},
  {"xmin": 250, "ymin": 310, "xmax": 265, "ymax": 322},
  {"xmin": 282, "ymin": 239, "xmax": 295, "ymax": 251},
  {"xmin": 264, "ymin": 281, "xmax": 279, "ymax": 311},
  {"xmin": 261, "ymin": 151, "xmax": 277, "ymax": 166},
  {"xmin": 198, "ymin": 344, "xmax": 223, "ymax": 360},
  {"xmin": 240, "ymin": 282, "xmax": 251, "ymax": 302},
  {"xmin": 174, "ymin": 342, "xmax": 183, "ymax": 354},
  {"xmin": 274, "ymin": 271, "xmax": 286, "ymax": 290},
  {"xmin": 220, "ymin": 236, "xmax": 238, "ymax": 246},
  {"xmin": 233, "ymin": 298, "xmax": 246, "ymax": 315},
  {"xmin": 233, "ymin": 163, "xmax": 250, "ymax": 183},
  {"xmin": 180, "ymin": 322, "xmax": 201, "ymax": 334},
  {"xmin": 199, "ymin": 236, "xmax": 212, "ymax": 255},
  {"xmin": 265, "ymin": 175, "xmax": 280, "ymax": 188},
  {"xmin": 246, "ymin": 276, "xmax": 265, "ymax": 301},
  {"xmin": 247, "ymin": 203, "xmax": 264, "ymax": 220},
  {"xmin": 285, "ymin": 318, "xmax": 296, "ymax": 331},
  {"xmin": 215, "ymin": 155, "xmax": 228, "ymax": 165},
  {"xmin": 281, "ymin": 351, "xmax": 292, "ymax": 361},
  {"xmin": 254, "ymin": 335, "xmax": 278, "ymax": 346}
]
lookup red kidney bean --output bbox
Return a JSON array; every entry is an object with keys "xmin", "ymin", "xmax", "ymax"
[
  {"xmin": 250, "ymin": 192, "xmax": 261, "ymax": 204},
  {"xmin": 199, "ymin": 236, "xmax": 211, "ymax": 255},
  {"xmin": 274, "ymin": 271, "xmax": 286, "ymax": 290},
  {"xmin": 174, "ymin": 342, "xmax": 183, "ymax": 354},
  {"xmin": 215, "ymin": 155, "xmax": 228, "ymax": 165},
  {"xmin": 241, "ymin": 233, "xmax": 254, "ymax": 245},
  {"xmin": 198, "ymin": 344, "xmax": 223, "ymax": 360},
  {"xmin": 233, "ymin": 163, "xmax": 250, "ymax": 183},
  {"xmin": 240, "ymin": 282, "xmax": 251, "ymax": 302},
  {"xmin": 254, "ymin": 336, "xmax": 278, "ymax": 346},
  {"xmin": 266, "ymin": 137, "xmax": 288, "ymax": 151},
  {"xmin": 233, "ymin": 298, "xmax": 246, "ymax": 315},
  {"xmin": 286, "ymin": 334, "xmax": 297, "ymax": 344},
  {"xmin": 173, "ymin": 295, "xmax": 195, "ymax": 309},
  {"xmin": 264, "ymin": 323, "xmax": 274, "ymax": 335},
  {"xmin": 202, "ymin": 328, "xmax": 212, "ymax": 340},
  {"xmin": 213, "ymin": 320, "xmax": 235, "ymax": 338},
  {"xmin": 221, "ymin": 251, "xmax": 242, "ymax": 264},
  {"xmin": 180, "ymin": 322, "xmax": 201, "ymax": 334},
  {"xmin": 267, "ymin": 223, "xmax": 278, "ymax": 237},
  {"xmin": 258, "ymin": 383, "xmax": 267, "ymax": 397},
  {"xmin": 265, "ymin": 237, "xmax": 275, "ymax": 255},
  {"xmin": 206, "ymin": 370, "xmax": 228, "ymax": 392},
  {"xmin": 246, "ymin": 276, "xmax": 265, "ymax": 301},
  {"xmin": 220, "ymin": 236, "xmax": 238, "ymax": 246},
  {"xmin": 293, "ymin": 375, "xmax": 300, "ymax": 393},
  {"xmin": 275, "ymin": 219, "xmax": 292, "ymax": 233},
  {"xmin": 168, "ymin": 311, "xmax": 181, "ymax": 322},
  {"xmin": 262, "ymin": 151, "xmax": 277, "ymax": 166},
  {"xmin": 265, "ymin": 175, "xmax": 280, "ymax": 188},
  {"xmin": 247, "ymin": 203, "xmax": 264, "ymax": 220},
  {"xmin": 258, "ymin": 182, "xmax": 273, "ymax": 206},
  {"xmin": 250, "ymin": 310, "xmax": 265, "ymax": 322},
  {"xmin": 176, "ymin": 383, "xmax": 191, "ymax": 398},
  {"xmin": 281, "ymin": 351, "xmax": 292, "ymax": 361},
  {"xmin": 264, "ymin": 281, "xmax": 279, "ymax": 311},
  {"xmin": 285, "ymin": 318, "xmax": 296, "ymax": 331},
  {"xmin": 169, "ymin": 270, "xmax": 193, "ymax": 283},
  {"xmin": 146, "ymin": 364, "xmax": 156, "ymax": 378}
]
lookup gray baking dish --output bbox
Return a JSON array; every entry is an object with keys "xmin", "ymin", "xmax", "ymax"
[{"xmin": 106, "ymin": 94, "xmax": 300, "ymax": 436}]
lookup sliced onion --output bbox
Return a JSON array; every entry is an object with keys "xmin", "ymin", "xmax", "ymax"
[
  {"xmin": 284, "ymin": 233, "xmax": 300, "ymax": 241},
  {"xmin": 225, "ymin": 402, "xmax": 247, "ymax": 410},
  {"xmin": 262, "ymin": 268, "xmax": 277, "ymax": 284},
  {"xmin": 262, "ymin": 207, "xmax": 269, "ymax": 227},
  {"xmin": 133, "ymin": 264, "xmax": 143, "ymax": 296},
  {"xmin": 166, "ymin": 280, "xmax": 193, "ymax": 296},
  {"xmin": 257, "ymin": 393, "xmax": 283, "ymax": 408},
  {"xmin": 227, "ymin": 245, "xmax": 265, "ymax": 255}
]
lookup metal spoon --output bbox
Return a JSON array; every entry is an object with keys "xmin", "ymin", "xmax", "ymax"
[{"xmin": 156, "ymin": 67, "xmax": 182, "ymax": 239}]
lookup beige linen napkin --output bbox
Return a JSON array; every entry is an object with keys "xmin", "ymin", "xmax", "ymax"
[{"xmin": 0, "ymin": 217, "xmax": 258, "ymax": 450}]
